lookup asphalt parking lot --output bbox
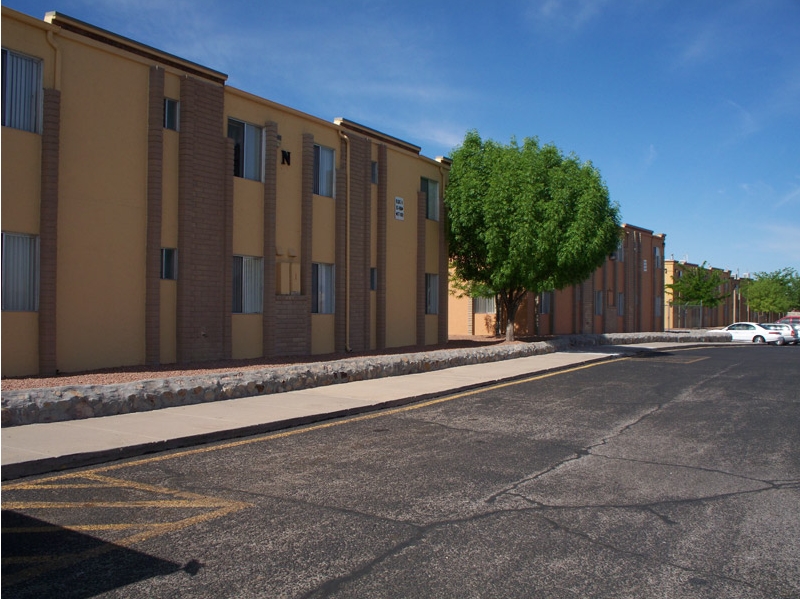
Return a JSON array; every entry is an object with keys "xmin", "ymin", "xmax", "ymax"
[{"xmin": 3, "ymin": 345, "xmax": 798, "ymax": 598}]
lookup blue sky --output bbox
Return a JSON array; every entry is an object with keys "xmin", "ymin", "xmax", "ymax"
[{"xmin": 8, "ymin": 0, "xmax": 800, "ymax": 276}]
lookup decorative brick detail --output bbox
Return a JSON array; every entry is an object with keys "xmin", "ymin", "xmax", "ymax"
[
  {"xmin": 176, "ymin": 77, "xmax": 230, "ymax": 363},
  {"xmin": 39, "ymin": 88, "xmax": 61, "ymax": 376},
  {"xmin": 347, "ymin": 134, "xmax": 371, "ymax": 352},
  {"xmin": 263, "ymin": 121, "xmax": 279, "ymax": 356},
  {"xmin": 437, "ymin": 202, "xmax": 448, "ymax": 344},
  {"xmin": 416, "ymin": 190, "xmax": 426, "ymax": 346},
  {"xmin": 145, "ymin": 66, "xmax": 164, "ymax": 365},
  {"xmin": 335, "ymin": 139, "xmax": 347, "ymax": 352},
  {"xmin": 274, "ymin": 295, "xmax": 311, "ymax": 355},
  {"xmin": 376, "ymin": 144, "xmax": 388, "ymax": 349}
]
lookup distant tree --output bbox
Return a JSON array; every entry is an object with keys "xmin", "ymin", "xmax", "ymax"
[
  {"xmin": 666, "ymin": 262, "xmax": 729, "ymax": 326},
  {"xmin": 740, "ymin": 268, "xmax": 799, "ymax": 314},
  {"xmin": 445, "ymin": 130, "xmax": 621, "ymax": 341}
]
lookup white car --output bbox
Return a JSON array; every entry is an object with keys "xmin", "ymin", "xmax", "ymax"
[
  {"xmin": 762, "ymin": 323, "xmax": 798, "ymax": 345},
  {"xmin": 721, "ymin": 322, "xmax": 783, "ymax": 344}
]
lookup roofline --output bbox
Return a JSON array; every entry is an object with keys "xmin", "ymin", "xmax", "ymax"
[
  {"xmin": 44, "ymin": 11, "xmax": 227, "ymax": 84},
  {"xmin": 334, "ymin": 118, "xmax": 421, "ymax": 155}
]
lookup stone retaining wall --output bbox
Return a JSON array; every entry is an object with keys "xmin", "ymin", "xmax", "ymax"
[{"xmin": 1, "ymin": 332, "xmax": 729, "ymax": 427}]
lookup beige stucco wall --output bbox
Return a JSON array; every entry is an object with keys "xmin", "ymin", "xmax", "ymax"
[
  {"xmin": 1, "ymin": 11, "xmax": 53, "ymax": 376},
  {"xmin": 53, "ymin": 32, "xmax": 149, "ymax": 372}
]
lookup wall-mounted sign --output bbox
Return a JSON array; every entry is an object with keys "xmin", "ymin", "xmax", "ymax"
[{"xmin": 395, "ymin": 197, "xmax": 404, "ymax": 220}]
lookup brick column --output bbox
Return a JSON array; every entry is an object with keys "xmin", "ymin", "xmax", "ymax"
[
  {"xmin": 437, "ymin": 197, "xmax": 448, "ymax": 344},
  {"xmin": 145, "ymin": 66, "xmax": 164, "ymax": 365},
  {"xmin": 39, "ymin": 88, "xmax": 60, "ymax": 376},
  {"xmin": 335, "ymin": 137, "xmax": 347, "ymax": 352},
  {"xmin": 416, "ymin": 190, "xmax": 426, "ymax": 346},
  {"xmin": 263, "ymin": 122, "xmax": 279, "ymax": 356},
  {"xmin": 376, "ymin": 144, "xmax": 388, "ymax": 349},
  {"xmin": 176, "ymin": 77, "xmax": 229, "ymax": 363}
]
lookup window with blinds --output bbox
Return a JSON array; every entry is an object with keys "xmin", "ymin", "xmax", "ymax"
[
  {"xmin": 232, "ymin": 255, "xmax": 263, "ymax": 313},
  {"xmin": 2, "ymin": 232, "xmax": 39, "ymax": 311},
  {"xmin": 2, "ymin": 48, "xmax": 42, "ymax": 133}
]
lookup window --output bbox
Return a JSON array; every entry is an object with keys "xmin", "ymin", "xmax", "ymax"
[
  {"xmin": 474, "ymin": 295, "xmax": 495, "ymax": 314},
  {"xmin": 421, "ymin": 177, "xmax": 439, "ymax": 221},
  {"xmin": 425, "ymin": 274, "xmax": 439, "ymax": 314},
  {"xmin": 371, "ymin": 161, "xmax": 379, "ymax": 185},
  {"xmin": 232, "ymin": 255, "xmax": 263, "ymax": 313},
  {"xmin": 228, "ymin": 118, "xmax": 263, "ymax": 181},
  {"xmin": 655, "ymin": 296, "xmax": 662, "ymax": 318},
  {"xmin": 2, "ymin": 48, "xmax": 42, "ymax": 133},
  {"xmin": 312, "ymin": 263, "xmax": 335, "ymax": 313},
  {"xmin": 539, "ymin": 291, "xmax": 553, "ymax": 315},
  {"xmin": 2, "ymin": 232, "xmax": 39, "ymax": 311},
  {"xmin": 617, "ymin": 293, "xmax": 625, "ymax": 317},
  {"xmin": 643, "ymin": 259, "xmax": 648, "ymax": 272},
  {"xmin": 615, "ymin": 242, "xmax": 625, "ymax": 262},
  {"xmin": 370, "ymin": 267, "xmax": 377, "ymax": 291},
  {"xmin": 314, "ymin": 144, "xmax": 335, "ymax": 197},
  {"xmin": 160, "ymin": 248, "xmax": 177, "ymax": 280},
  {"xmin": 654, "ymin": 246, "xmax": 662, "ymax": 269},
  {"xmin": 164, "ymin": 98, "xmax": 179, "ymax": 131},
  {"xmin": 594, "ymin": 290, "xmax": 603, "ymax": 315}
]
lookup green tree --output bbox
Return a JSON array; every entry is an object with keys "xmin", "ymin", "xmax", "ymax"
[
  {"xmin": 665, "ymin": 261, "xmax": 729, "ymax": 327},
  {"xmin": 445, "ymin": 130, "xmax": 621, "ymax": 341},
  {"xmin": 740, "ymin": 268, "xmax": 799, "ymax": 314}
]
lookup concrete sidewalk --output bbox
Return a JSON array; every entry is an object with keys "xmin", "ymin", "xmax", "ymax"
[{"xmin": 0, "ymin": 342, "xmax": 698, "ymax": 480}]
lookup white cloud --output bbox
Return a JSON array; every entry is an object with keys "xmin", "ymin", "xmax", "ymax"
[{"xmin": 524, "ymin": 0, "xmax": 610, "ymax": 30}]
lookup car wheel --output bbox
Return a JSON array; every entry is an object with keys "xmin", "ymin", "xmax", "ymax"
[
  {"xmin": 753, "ymin": 336, "xmax": 765, "ymax": 344},
  {"xmin": 775, "ymin": 338, "xmax": 785, "ymax": 346}
]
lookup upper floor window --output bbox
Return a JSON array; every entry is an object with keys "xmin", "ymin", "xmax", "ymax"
[
  {"xmin": 654, "ymin": 246, "xmax": 662, "ymax": 269},
  {"xmin": 421, "ymin": 177, "xmax": 439, "ymax": 221},
  {"xmin": 2, "ymin": 232, "xmax": 39, "ymax": 311},
  {"xmin": 164, "ymin": 98, "xmax": 179, "ymax": 131},
  {"xmin": 2, "ymin": 48, "xmax": 42, "ymax": 133},
  {"xmin": 314, "ymin": 144, "xmax": 335, "ymax": 197},
  {"xmin": 371, "ymin": 161, "xmax": 379, "ymax": 185},
  {"xmin": 228, "ymin": 118, "xmax": 263, "ymax": 181}
]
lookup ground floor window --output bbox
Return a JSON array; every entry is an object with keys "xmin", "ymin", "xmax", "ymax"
[
  {"xmin": 474, "ymin": 295, "xmax": 495, "ymax": 314},
  {"xmin": 312, "ymin": 262, "xmax": 335, "ymax": 313},
  {"xmin": 2, "ymin": 232, "xmax": 39, "ymax": 311},
  {"xmin": 233, "ymin": 255, "xmax": 263, "ymax": 313},
  {"xmin": 426, "ymin": 274, "xmax": 439, "ymax": 314}
]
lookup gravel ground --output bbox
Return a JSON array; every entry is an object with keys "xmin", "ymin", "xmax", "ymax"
[{"xmin": 1, "ymin": 336, "xmax": 529, "ymax": 391}]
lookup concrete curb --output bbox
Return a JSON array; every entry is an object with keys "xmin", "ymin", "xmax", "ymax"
[{"xmin": 1, "ymin": 332, "xmax": 729, "ymax": 427}]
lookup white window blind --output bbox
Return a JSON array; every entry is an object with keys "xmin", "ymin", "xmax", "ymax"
[
  {"xmin": 2, "ymin": 49, "xmax": 42, "ymax": 133},
  {"xmin": 2, "ymin": 232, "xmax": 39, "ymax": 311}
]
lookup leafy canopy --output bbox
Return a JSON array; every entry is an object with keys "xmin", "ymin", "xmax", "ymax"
[
  {"xmin": 665, "ymin": 261, "xmax": 729, "ymax": 308},
  {"xmin": 740, "ymin": 268, "xmax": 799, "ymax": 313},
  {"xmin": 445, "ymin": 130, "xmax": 621, "ymax": 338}
]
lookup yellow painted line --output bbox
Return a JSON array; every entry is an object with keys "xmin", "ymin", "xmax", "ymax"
[
  {"xmin": 4, "ymin": 357, "xmax": 624, "ymax": 489},
  {"xmin": 4, "ymin": 522, "xmax": 172, "ymax": 533}
]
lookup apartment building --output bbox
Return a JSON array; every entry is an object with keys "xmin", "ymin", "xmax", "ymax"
[
  {"xmin": 1, "ymin": 7, "xmax": 449, "ymax": 377},
  {"xmin": 449, "ymin": 224, "xmax": 666, "ymax": 336},
  {"xmin": 663, "ymin": 261, "xmax": 779, "ymax": 328}
]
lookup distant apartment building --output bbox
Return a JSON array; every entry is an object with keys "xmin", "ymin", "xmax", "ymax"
[
  {"xmin": 449, "ymin": 224, "xmax": 666, "ymax": 336},
  {"xmin": 663, "ymin": 260, "xmax": 779, "ymax": 328},
  {"xmin": 1, "ymin": 7, "xmax": 449, "ymax": 376}
]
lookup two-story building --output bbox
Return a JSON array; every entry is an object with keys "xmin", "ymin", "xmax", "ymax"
[
  {"xmin": 449, "ymin": 224, "xmax": 666, "ymax": 337},
  {"xmin": 1, "ymin": 7, "xmax": 449, "ymax": 377}
]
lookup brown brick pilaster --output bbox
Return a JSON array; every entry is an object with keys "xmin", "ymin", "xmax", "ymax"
[
  {"xmin": 416, "ymin": 190, "xmax": 426, "ymax": 346},
  {"xmin": 335, "ymin": 137, "xmax": 347, "ymax": 352},
  {"xmin": 176, "ymin": 77, "xmax": 228, "ymax": 363},
  {"xmin": 263, "ymin": 122, "xmax": 279, "ymax": 356},
  {"xmin": 39, "ymin": 88, "xmax": 60, "ymax": 375},
  {"xmin": 376, "ymin": 144, "xmax": 388, "ymax": 349},
  {"xmin": 145, "ymin": 66, "xmax": 164, "ymax": 365}
]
